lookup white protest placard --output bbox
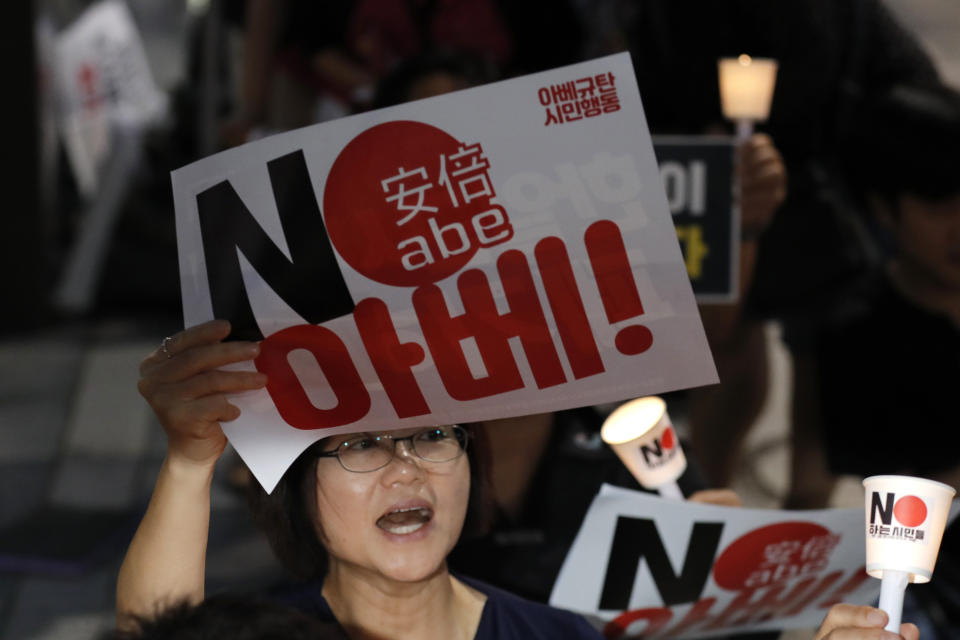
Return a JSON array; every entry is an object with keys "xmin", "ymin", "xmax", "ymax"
[
  {"xmin": 171, "ymin": 53, "xmax": 717, "ymax": 492},
  {"xmin": 551, "ymin": 485, "xmax": 960, "ymax": 638},
  {"xmin": 54, "ymin": 0, "xmax": 167, "ymax": 195}
]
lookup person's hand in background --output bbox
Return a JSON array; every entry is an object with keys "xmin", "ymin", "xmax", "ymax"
[{"xmin": 814, "ymin": 604, "xmax": 919, "ymax": 640}]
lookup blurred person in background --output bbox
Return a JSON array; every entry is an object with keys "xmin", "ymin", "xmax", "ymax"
[
  {"xmin": 220, "ymin": 0, "xmax": 583, "ymax": 146},
  {"xmin": 578, "ymin": 0, "xmax": 947, "ymax": 508},
  {"xmin": 808, "ymin": 83, "xmax": 960, "ymax": 634},
  {"xmin": 812, "ymin": 84, "xmax": 960, "ymax": 505}
]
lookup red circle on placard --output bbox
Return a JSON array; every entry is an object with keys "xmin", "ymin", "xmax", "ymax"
[
  {"xmin": 324, "ymin": 121, "xmax": 480, "ymax": 287},
  {"xmin": 894, "ymin": 495, "xmax": 927, "ymax": 528},
  {"xmin": 661, "ymin": 426, "xmax": 675, "ymax": 450},
  {"xmin": 712, "ymin": 522, "xmax": 834, "ymax": 591}
]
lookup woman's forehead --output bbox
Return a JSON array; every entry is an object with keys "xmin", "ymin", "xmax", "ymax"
[{"xmin": 323, "ymin": 426, "xmax": 448, "ymax": 445}]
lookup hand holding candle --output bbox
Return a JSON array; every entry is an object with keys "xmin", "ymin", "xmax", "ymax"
[
  {"xmin": 601, "ymin": 396, "xmax": 687, "ymax": 499},
  {"xmin": 718, "ymin": 55, "xmax": 778, "ymax": 140},
  {"xmin": 863, "ymin": 475, "xmax": 956, "ymax": 632}
]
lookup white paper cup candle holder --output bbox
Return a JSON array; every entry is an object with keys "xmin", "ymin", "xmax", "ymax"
[{"xmin": 601, "ymin": 396, "xmax": 687, "ymax": 500}]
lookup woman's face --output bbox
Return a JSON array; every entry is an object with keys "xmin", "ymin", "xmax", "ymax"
[{"xmin": 313, "ymin": 428, "xmax": 470, "ymax": 582}]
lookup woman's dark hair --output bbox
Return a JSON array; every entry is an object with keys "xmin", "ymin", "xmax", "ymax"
[
  {"xmin": 246, "ymin": 424, "xmax": 492, "ymax": 580},
  {"xmin": 104, "ymin": 595, "xmax": 345, "ymax": 639},
  {"xmin": 842, "ymin": 83, "xmax": 960, "ymax": 204}
]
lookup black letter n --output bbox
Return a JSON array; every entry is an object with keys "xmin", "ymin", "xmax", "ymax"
[
  {"xmin": 640, "ymin": 441, "xmax": 663, "ymax": 465},
  {"xmin": 870, "ymin": 492, "xmax": 894, "ymax": 525},
  {"xmin": 197, "ymin": 150, "xmax": 355, "ymax": 341},
  {"xmin": 599, "ymin": 516, "xmax": 723, "ymax": 610}
]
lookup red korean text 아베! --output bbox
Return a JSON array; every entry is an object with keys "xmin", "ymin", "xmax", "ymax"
[{"xmin": 254, "ymin": 219, "xmax": 653, "ymax": 430}]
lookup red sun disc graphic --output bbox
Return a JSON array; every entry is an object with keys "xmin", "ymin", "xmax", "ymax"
[
  {"xmin": 323, "ymin": 120, "xmax": 512, "ymax": 287},
  {"xmin": 660, "ymin": 426, "xmax": 675, "ymax": 450},
  {"xmin": 713, "ymin": 522, "xmax": 834, "ymax": 590},
  {"xmin": 894, "ymin": 495, "xmax": 927, "ymax": 528}
]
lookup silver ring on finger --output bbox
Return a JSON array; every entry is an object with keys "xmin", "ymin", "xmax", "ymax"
[{"xmin": 160, "ymin": 336, "xmax": 174, "ymax": 359}]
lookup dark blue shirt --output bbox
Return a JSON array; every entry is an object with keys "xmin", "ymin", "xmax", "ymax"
[{"xmin": 272, "ymin": 574, "xmax": 603, "ymax": 639}]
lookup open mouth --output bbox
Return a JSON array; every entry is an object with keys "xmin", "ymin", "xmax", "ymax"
[{"xmin": 376, "ymin": 506, "xmax": 433, "ymax": 535}]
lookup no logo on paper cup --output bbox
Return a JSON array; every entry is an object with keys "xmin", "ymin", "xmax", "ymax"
[
  {"xmin": 601, "ymin": 396, "xmax": 686, "ymax": 489},
  {"xmin": 863, "ymin": 475, "xmax": 956, "ymax": 583}
]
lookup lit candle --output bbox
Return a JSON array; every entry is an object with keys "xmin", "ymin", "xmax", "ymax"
[
  {"xmin": 601, "ymin": 396, "xmax": 687, "ymax": 500},
  {"xmin": 718, "ymin": 54, "xmax": 778, "ymax": 140}
]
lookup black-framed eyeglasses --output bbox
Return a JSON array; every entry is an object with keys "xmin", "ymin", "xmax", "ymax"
[{"xmin": 315, "ymin": 425, "xmax": 468, "ymax": 473}]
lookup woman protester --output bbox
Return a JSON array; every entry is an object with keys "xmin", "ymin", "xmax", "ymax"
[
  {"xmin": 118, "ymin": 319, "xmax": 600, "ymax": 639},
  {"xmin": 117, "ymin": 320, "xmax": 920, "ymax": 640}
]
